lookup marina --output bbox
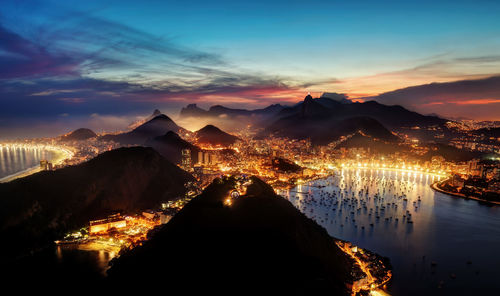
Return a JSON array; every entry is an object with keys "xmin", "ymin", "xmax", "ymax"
[{"xmin": 281, "ymin": 168, "xmax": 500, "ymax": 295}]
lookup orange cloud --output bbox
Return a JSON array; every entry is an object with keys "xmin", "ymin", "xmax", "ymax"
[{"xmin": 452, "ymin": 98, "xmax": 500, "ymax": 105}]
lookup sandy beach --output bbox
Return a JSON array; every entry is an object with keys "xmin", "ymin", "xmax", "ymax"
[{"xmin": 0, "ymin": 147, "xmax": 70, "ymax": 183}]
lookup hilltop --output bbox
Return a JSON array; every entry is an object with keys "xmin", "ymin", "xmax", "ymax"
[
  {"xmin": 195, "ymin": 124, "xmax": 239, "ymax": 146},
  {"xmin": 60, "ymin": 128, "xmax": 97, "ymax": 141},
  {"xmin": 264, "ymin": 111, "xmax": 399, "ymax": 145},
  {"xmin": 107, "ymin": 176, "xmax": 354, "ymax": 294},
  {"xmin": 146, "ymin": 131, "xmax": 201, "ymax": 164},
  {"xmin": 100, "ymin": 114, "xmax": 184, "ymax": 145},
  {"xmin": 0, "ymin": 147, "xmax": 194, "ymax": 260}
]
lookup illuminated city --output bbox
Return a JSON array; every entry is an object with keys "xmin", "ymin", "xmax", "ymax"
[{"xmin": 1, "ymin": 1, "xmax": 500, "ymax": 295}]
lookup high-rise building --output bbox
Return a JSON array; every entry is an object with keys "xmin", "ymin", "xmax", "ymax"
[
  {"xmin": 198, "ymin": 151, "xmax": 203, "ymax": 165},
  {"xmin": 210, "ymin": 153, "xmax": 218, "ymax": 165},
  {"xmin": 181, "ymin": 149, "xmax": 192, "ymax": 170}
]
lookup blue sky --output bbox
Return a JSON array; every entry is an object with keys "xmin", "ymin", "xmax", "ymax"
[{"xmin": 1, "ymin": 0, "xmax": 500, "ymax": 137}]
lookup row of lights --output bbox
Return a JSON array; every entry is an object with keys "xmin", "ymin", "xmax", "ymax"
[{"xmin": 340, "ymin": 163, "xmax": 448, "ymax": 176}]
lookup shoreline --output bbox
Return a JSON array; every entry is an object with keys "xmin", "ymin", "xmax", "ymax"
[
  {"xmin": 430, "ymin": 179, "xmax": 500, "ymax": 206},
  {"xmin": 0, "ymin": 165, "xmax": 42, "ymax": 183},
  {"xmin": 278, "ymin": 174, "xmax": 393, "ymax": 295},
  {"xmin": 0, "ymin": 146, "xmax": 71, "ymax": 183}
]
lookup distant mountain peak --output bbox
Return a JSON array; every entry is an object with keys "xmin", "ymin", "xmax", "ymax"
[
  {"xmin": 151, "ymin": 114, "xmax": 174, "ymax": 122},
  {"xmin": 321, "ymin": 92, "xmax": 352, "ymax": 104},
  {"xmin": 195, "ymin": 124, "xmax": 239, "ymax": 146},
  {"xmin": 60, "ymin": 128, "xmax": 97, "ymax": 141},
  {"xmin": 300, "ymin": 94, "xmax": 327, "ymax": 117},
  {"xmin": 100, "ymin": 113, "xmax": 183, "ymax": 145},
  {"xmin": 180, "ymin": 104, "xmax": 208, "ymax": 117},
  {"xmin": 199, "ymin": 124, "xmax": 220, "ymax": 131},
  {"xmin": 152, "ymin": 109, "xmax": 162, "ymax": 116}
]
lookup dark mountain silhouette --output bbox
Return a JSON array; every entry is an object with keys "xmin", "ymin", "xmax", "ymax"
[
  {"xmin": 100, "ymin": 114, "xmax": 184, "ymax": 145},
  {"xmin": 336, "ymin": 132, "xmax": 404, "ymax": 154},
  {"xmin": 321, "ymin": 92, "xmax": 352, "ymax": 104},
  {"xmin": 180, "ymin": 103, "xmax": 285, "ymax": 118},
  {"xmin": 195, "ymin": 124, "xmax": 239, "ymax": 146},
  {"xmin": 60, "ymin": 128, "xmax": 97, "ymax": 141},
  {"xmin": 107, "ymin": 176, "xmax": 354, "ymax": 295},
  {"xmin": 178, "ymin": 104, "xmax": 208, "ymax": 117},
  {"xmin": 151, "ymin": 109, "xmax": 162, "ymax": 117},
  {"xmin": 370, "ymin": 76, "xmax": 500, "ymax": 119},
  {"xmin": 271, "ymin": 157, "xmax": 302, "ymax": 173},
  {"xmin": 0, "ymin": 147, "xmax": 193, "ymax": 260},
  {"xmin": 145, "ymin": 131, "xmax": 201, "ymax": 164},
  {"xmin": 264, "ymin": 111, "xmax": 399, "ymax": 145},
  {"xmin": 127, "ymin": 109, "xmax": 163, "ymax": 130},
  {"xmin": 473, "ymin": 127, "xmax": 500, "ymax": 138},
  {"xmin": 273, "ymin": 95, "xmax": 446, "ymax": 129},
  {"xmin": 421, "ymin": 143, "xmax": 485, "ymax": 162}
]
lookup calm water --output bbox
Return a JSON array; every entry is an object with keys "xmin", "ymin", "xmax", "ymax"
[
  {"xmin": 0, "ymin": 146, "xmax": 57, "ymax": 179},
  {"xmin": 5, "ymin": 168, "xmax": 500, "ymax": 294},
  {"xmin": 6, "ymin": 246, "xmax": 112, "ymax": 288},
  {"xmin": 281, "ymin": 168, "xmax": 500, "ymax": 295}
]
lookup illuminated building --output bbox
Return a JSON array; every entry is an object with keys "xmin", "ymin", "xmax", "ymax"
[
  {"xmin": 198, "ymin": 151, "xmax": 203, "ymax": 164},
  {"xmin": 89, "ymin": 214, "xmax": 127, "ymax": 234},
  {"xmin": 142, "ymin": 210, "xmax": 156, "ymax": 220},
  {"xmin": 181, "ymin": 148, "xmax": 192, "ymax": 170},
  {"xmin": 160, "ymin": 208, "xmax": 177, "ymax": 224}
]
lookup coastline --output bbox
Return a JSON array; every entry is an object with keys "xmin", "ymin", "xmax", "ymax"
[
  {"xmin": 280, "ymin": 174, "xmax": 393, "ymax": 295},
  {"xmin": 0, "ymin": 147, "xmax": 70, "ymax": 183},
  {"xmin": 430, "ymin": 179, "xmax": 500, "ymax": 206},
  {"xmin": 0, "ymin": 165, "xmax": 42, "ymax": 183}
]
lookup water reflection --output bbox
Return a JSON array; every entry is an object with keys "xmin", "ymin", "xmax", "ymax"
[
  {"xmin": 283, "ymin": 168, "xmax": 500, "ymax": 295},
  {"xmin": 0, "ymin": 146, "xmax": 57, "ymax": 179}
]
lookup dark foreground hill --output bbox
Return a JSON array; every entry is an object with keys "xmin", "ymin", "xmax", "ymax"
[
  {"xmin": 107, "ymin": 176, "xmax": 354, "ymax": 295},
  {"xmin": 195, "ymin": 124, "xmax": 239, "ymax": 146},
  {"xmin": 100, "ymin": 114, "xmax": 184, "ymax": 145},
  {"xmin": 146, "ymin": 131, "xmax": 201, "ymax": 164},
  {"xmin": 60, "ymin": 128, "xmax": 97, "ymax": 141},
  {"xmin": 0, "ymin": 147, "xmax": 194, "ymax": 260}
]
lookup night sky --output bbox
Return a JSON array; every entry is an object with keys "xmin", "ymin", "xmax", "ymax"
[{"xmin": 1, "ymin": 0, "xmax": 500, "ymax": 138}]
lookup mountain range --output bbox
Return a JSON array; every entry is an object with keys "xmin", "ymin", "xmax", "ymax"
[
  {"xmin": 91, "ymin": 87, "xmax": 453, "ymax": 148},
  {"xmin": 100, "ymin": 114, "xmax": 185, "ymax": 145},
  {"xmin": 180, "ymin": 103, "xmax": 285, "ymax": 118},
  {"xmin": 176, "ymin": 93, "xmax": 448, "ymax": 145},
  {"xmin": 260, "ymin": 95, "xmax": 401, "ymax": 145},
  {"xmin": 277, "ymin": 95, "xmax": 446, "ymax": 128}
]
